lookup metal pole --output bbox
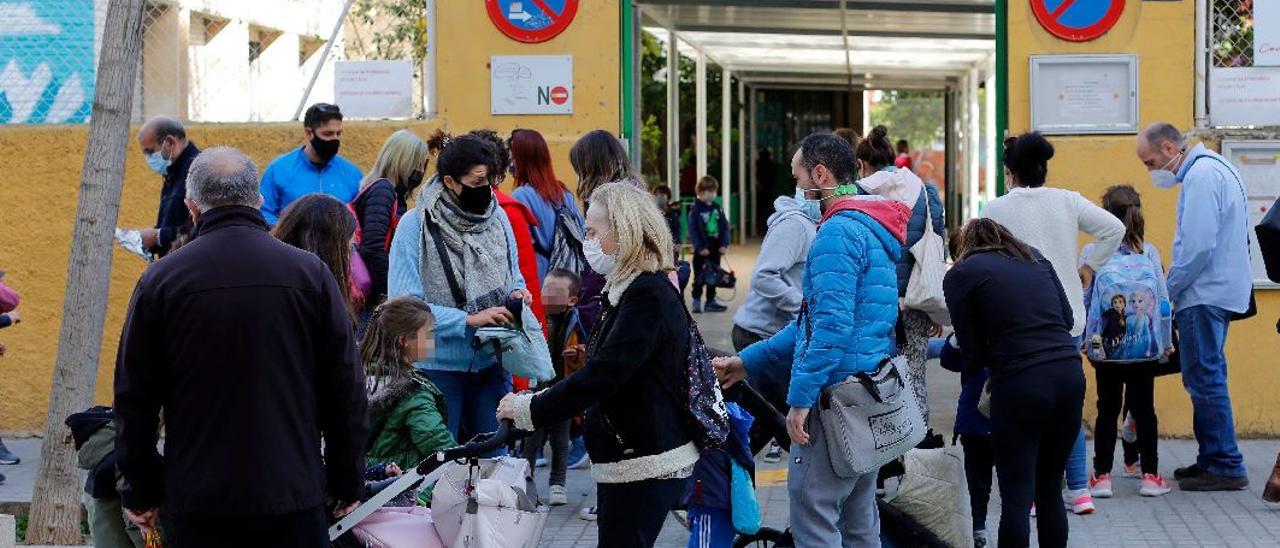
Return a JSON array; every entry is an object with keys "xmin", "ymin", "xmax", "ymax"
[
  {"xmin": 985, "ymin": 57, "xmax": 997, "ymax": 203},
  {"xmin": 696, "ymin": 50, "xmax": 707, "ymax": 180},
  {"xmin": 425, "ymin": 0, "xmax": 437, "ymax": 117},
  {"xmin": 748, "ymin": 86, "xmax": 758, "ymax": 237},
  {"xmin": 968, "ymin": 67, "xmax": 981, "ymax": 218},
  {"xmin": 994, "ymin": 0, "xmax": 1008, "ymax": 195},
  {"xmin": 294, "ymin": 0, "xmax": 356, "ymax": 120},
  {"xmin": 737, "ymin": 78, "xmax": 747, "ymax": 243},
  {"xmin": 667, "ymin": 31, "xmax": 680, "ymax": 199},
  {"xmin": 1194, "ymin": 0, "xmax": 1208, "ymax": 127},
  {"xmin": 621, "ymin": 1, "xmax": 638, "ymax": 165},
  {"xmin": 721, "ymin": 67, "xmax": 731, "ymax": 226}
]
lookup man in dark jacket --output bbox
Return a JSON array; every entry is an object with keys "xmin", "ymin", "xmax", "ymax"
[
  {"xmin": 134, "ymin": 116, "xmax": 199, "ymax": 258},
  {"xmin": 113, "ymin": 147, "xmax": 368, "ymax": 547}
]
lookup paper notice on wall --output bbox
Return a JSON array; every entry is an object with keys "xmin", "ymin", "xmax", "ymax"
[
  {"xmin": 1209, "ymin": 67, "xmax": 1280, "ymax": 127},
  {"xmin": 491, "ymin": 55, "xmax": 573, "ymax": 115},
  {"xmin": 1222, "ymin": 141, "xmax": 1280, "ymax": 286},
  {"xmin": 334, "ymin": 61, "xmax": 414, "ymax": 119},
  {"xmin": 1257, "ymin": 0, "xmax": 1280, "ymax": 66},
  {"xmin": 1057, "ymin": 75, "xmax": 1121, "ymax": 119}
]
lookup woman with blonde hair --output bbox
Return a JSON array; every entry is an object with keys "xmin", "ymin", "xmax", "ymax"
[
  {"xmin": 497, "ymin": 182, "xmax": 694, "ymax": 548},
  {"xmin": 353, "ymin": 130, "xmax": 430, "ymax": 321}
]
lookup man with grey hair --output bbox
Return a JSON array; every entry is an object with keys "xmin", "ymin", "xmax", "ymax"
[
  {"xmin": 134, "ymin": 116, "xmax": 199, "ymax": 257},
  {"xmin": 113, "ymin": 147, "xmax": 369, "ymax": 545},
  {"xmin": 1136, "ymin": 122, "xmax": 1252, "ymax": 491}
]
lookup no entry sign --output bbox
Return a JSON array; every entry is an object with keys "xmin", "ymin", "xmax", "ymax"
[
  {"xmin": 486, "ymin": 0, "xmax": 579, "ymax": 43},
  {"xmin": 1031, "ymin": 0, "xmax": 1125, "ymax": 42}
]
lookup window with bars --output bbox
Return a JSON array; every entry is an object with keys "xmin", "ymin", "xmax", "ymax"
[{"xmin": 1211, "ymin": 0, "xmax": 1255, "ymax": 68}]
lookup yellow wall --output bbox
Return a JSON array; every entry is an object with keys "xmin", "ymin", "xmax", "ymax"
[
  {"xmin": 0, "ymin": 2, "xmax": 619, "ymax": 433},
  {"xmin": 1009, "ymin": 1, "xmax": 1280, "ymax": 436}
]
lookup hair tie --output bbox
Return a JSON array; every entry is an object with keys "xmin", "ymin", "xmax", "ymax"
[{"xmin": 441, "ymin": 135, "xmax": 453, "ymax": 148}]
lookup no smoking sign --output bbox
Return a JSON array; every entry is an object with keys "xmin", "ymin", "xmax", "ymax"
[{"xmin": 1031, "ymin": 0, "xmax": 1125, "ymax": 42}]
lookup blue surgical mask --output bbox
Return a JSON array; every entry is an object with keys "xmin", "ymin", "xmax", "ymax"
[
  {"xmin": 795, "ymin": 187, "xmax": 821, "ymax": 221},
  {"xmin": 145, "ymin": 149, "xmax": 170, "ymax": 175},
  {"xmin": 1149, "ymin": 151, "xmax": 1183, "ymax": 189}
]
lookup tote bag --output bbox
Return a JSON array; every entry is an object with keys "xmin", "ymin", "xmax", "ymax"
[{"xmin": 904, "ymin": 199, "xmax": 950, "ymax": 325}]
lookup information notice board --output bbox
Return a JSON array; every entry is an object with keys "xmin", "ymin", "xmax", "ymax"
[{"xmin": 1222, "ymin": 141, "xmax": 1280, "ymax": 288}]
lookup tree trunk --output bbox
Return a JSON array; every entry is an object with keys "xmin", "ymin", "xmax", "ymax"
[{"xmin": 25, "ymin": 1, "xmax": 145, "ymax": 544}]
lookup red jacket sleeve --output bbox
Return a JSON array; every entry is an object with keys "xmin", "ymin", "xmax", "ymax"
[{"xmin": 0, "ymin": 278, "xmax": 19, "ymax": 313}]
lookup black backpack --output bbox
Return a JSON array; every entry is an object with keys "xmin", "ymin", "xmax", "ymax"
[
  {"xmin": 533, "ymin": 204, "xmax": 586, "ymax": 275},
  {"xmin": 1257, "ymin": 196, "xmax": 1280, "ymax": 284}
]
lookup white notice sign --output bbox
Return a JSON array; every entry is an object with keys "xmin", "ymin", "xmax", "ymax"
[
  {"xmin": 334, "ymin": 60, "xmax": 414, "ymax": 119},
  {"xmin": 1222, "ymin": 141, "xmax": 1280, "ymax": 287},
  {"xmin": 1209, "ymin": 67, "xmax": 1280, "ymax": 127},
  {"xmin": 1030, "ymin": 55, "xmax": 1138, "ymax": 135},
  {"xmin": 1256, "ymin": 0, "xmax": 1280, "ymax": 66},
  {"xmin": 491, "ymin": 55, "xmax": 573, "ymax": 115}
]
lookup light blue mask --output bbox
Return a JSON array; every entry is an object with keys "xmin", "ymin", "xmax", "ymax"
[
  {"xmin": 795, "ymin": 187, "xmax": 821, "ymax": 221},
  {"xmin": 145, "ymin": 150, "xmax": 170, "ymax": 175}
]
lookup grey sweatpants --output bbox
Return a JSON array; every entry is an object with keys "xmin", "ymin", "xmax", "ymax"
[{"xmin": 788, "ymin": 410, "xmax": 880, "ymax": 548}]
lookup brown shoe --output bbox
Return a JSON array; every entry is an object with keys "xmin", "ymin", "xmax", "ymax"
[{"xmin": 1264, "ymin": 453, "xmax": 1280, "ymax": 503}]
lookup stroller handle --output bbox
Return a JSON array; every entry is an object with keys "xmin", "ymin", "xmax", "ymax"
[{"xmin": 424, "ymin": 419, "xmax": 519, "ymax": 473}]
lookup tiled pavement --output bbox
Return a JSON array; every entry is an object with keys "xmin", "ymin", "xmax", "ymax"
[{"xmin": 3, "ymin": 245, "xmax": 1279, "ymax": 547}]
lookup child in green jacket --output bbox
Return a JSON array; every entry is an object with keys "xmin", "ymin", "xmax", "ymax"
[{"xmin": 362, "ymin": 296, "xmax": 456, "ymax": 505}]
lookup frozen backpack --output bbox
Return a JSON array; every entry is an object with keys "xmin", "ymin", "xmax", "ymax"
[{"xmin": 1083, "ymin": 248, "xmax": 1172, "ymax": 363}]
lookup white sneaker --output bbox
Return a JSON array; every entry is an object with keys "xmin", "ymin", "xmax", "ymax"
[
  {"xmin": 1089, "ymin": 473, "xmax": 1114, "ymax": 498},
  {"xmin": 1123, "ymin": 462, "xmax": 1142, "ymax": 478},
  {"xmin": 763, "ymin": 441, "xmax": 782, "ymax": 464},
  {"xmin": 579, "ymin": 506, "xmax": 598, "ymax": 521},
  {"xmin": 1067, "ymin": 489, "xmax": 1096, "ymax": 515},
  {"xmin": 548, "ymin": 485, "xmax": 567, "ymax": 506}
]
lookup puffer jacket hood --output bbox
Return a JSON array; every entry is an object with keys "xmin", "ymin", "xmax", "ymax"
[
  {"xmin": 856, "ymin": 166, "xmax": 925, "ymax": 207},
  {"xmin": 821, "ymin": 196, "xmax": 911, "ymax": 245}
]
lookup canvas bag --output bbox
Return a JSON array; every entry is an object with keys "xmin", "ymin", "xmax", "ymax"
[
  {"xmin": 430, "ymin": 457, "xmax": 546, "ymax": 548},
  {"xmin": 474, "ymin": 304, "xmax": 555, "ymax": 385},
  {"xmin": 818, "ymin": 355, "xmax": 926, "ymax": 478},
  {"xmin": 903, "ymin": 196, "xmax": 950, "ymax": 325}
]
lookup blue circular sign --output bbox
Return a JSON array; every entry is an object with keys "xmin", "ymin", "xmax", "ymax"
[
  {"xmin": 486, "ymin": 0, "xmax": 579, "ymax": 44},
  {"xmin": 1031, "ymin": 0, "xmax": 1126, "ymax": 42}
]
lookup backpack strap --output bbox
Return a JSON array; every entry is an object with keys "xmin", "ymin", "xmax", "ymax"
[{"xmin": 421, "ymin": 210, "xmax": 467, "ymax": 308}]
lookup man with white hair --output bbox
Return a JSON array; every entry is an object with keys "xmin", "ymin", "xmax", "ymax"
[
  {"xmin": 113, "ymin": 147, "xmax": 369, "ymax": 545},
  {"xmin": 1136, "ymin": 122, "xmax": 1252, "ymax": 492}
]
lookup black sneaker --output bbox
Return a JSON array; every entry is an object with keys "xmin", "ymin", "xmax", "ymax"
[
  {"xmin": 1179, "ymin": 471, "xmax": 1249, "ymax": 492},
  {"xmin": 0, "ymin": 440, "xmax": 18, "ymax": 465},
  {"xmin": 1173, "ymin": 464, "xmax": 1204, "ymax": 480},
  {"xmin": 704, "ymin": 301, "xmax": 728, "ymax": 313}
]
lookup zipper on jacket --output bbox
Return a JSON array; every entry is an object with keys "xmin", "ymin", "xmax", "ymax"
[{"xmin": 600, "ymin": 412, "xmax": 628, "ymax": 453}]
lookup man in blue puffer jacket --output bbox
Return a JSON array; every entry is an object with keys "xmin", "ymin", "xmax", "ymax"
[{"xmin": 715, "ymin": 132, "xmax": 909, "ymax": 547}]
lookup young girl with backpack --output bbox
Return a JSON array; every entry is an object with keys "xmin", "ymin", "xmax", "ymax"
[
  {"xmin": 1081, "ymin": 185, "xmax": 1175, "ymax": 498},
  {"xmin": 361, "ymin": 296, "xmax": 456, "ymax": 505}
]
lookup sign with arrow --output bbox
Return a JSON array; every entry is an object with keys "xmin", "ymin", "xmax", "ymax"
[{"xmin": 485, "ymin": 0, "xmax": 579, "ymax": 44}]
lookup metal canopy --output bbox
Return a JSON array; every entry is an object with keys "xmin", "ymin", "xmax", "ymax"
[{"xmin": 638, "ymin": 0, "xmax": 994, "ymax": 89}]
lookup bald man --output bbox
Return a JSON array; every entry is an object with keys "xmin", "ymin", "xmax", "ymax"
[{"xmin": 135, "ymin": 116, "xmax": 200, "ymax": 258}]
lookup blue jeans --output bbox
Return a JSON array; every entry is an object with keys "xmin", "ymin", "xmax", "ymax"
[
  {"xmin": 1175, "ymin": 305, "xmax": 1247, "ymax": 478},
  {"xmin": 1064, "ymin": 336, "xmax": 1088, "ymax": 490},
  {"xmin": 422, "ymin": 364, "xmax": 512, "ymax": 456}
]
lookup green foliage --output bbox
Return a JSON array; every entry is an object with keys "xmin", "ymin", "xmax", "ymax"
[
  {"xmin": 350, "ymin": 0, "xmax": 429, "ymax": 64},
  {"xmin": 639, "ymin": 33, "xmax": 736, "ymax": 186},
  {"xmin": 869, "ymin": 91, "xmax": 945, "ymax": 150}
]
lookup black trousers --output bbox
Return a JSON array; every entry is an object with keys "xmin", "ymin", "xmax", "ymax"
[
  {"xmin": 960, "ymin": 434, "xmax": 995, "ymax": 532},
  {"xmin": 692, "ymin": 251, "xmax": 721, "ymax": 302},
  {"xmin": 990, "ymin": 359, "xmax": 1085, "ymax": 548},
  {"xmin": 732, "ymin": 325, "xmax": 790, "ymax": 455},
  {"xmin": 596, "ymin": 477, "xmax": 686, "ymax": 548},
  {"xmin": 1093, "ymin": 364, "xmax": 1159, "ymax": 475},
  {"xmin": 165, "ymin": 506, "xmax": 328, "ymax": 548}
]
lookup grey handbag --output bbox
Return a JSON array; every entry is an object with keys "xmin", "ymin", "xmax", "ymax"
[{"xmin": 818, "ymin": 355, "xmax": 926, "ymax": 479}]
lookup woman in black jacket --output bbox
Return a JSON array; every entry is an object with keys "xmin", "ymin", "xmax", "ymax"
[
  {"xmin": 352, "ymin": 130, "xmax": 429, "ymax": 324},
  {"xmin": 943, "ymin": 218, "xmax": 1085, "ymax": 548},
  {"xmin": 498, "ymin": 181, "xmax": 694, "ymax": 548}
]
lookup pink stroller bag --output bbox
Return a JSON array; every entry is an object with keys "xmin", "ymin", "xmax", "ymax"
[{"xmin": 351, "ymin": 507, "xmax": 445, "ymax": 548}]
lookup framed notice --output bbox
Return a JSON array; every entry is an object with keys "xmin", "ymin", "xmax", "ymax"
[
  {"xmin": 1030, "ymin": 54, "xmax": 1139, "ymax": 135},
  {"xmin": 1209, "ymin": 67, "xmax": 1280, "ymax": 127},
  {"xmin": 333, "ymin": 61, "xmax": 414, "ymax": 119},
  {"xmin": 491, "ymin": 55, "xmax": 573, "ymax": 115},
  {"xmin": 1221, "ymin": 141, "xmax": 1280, "ymax": 288}
]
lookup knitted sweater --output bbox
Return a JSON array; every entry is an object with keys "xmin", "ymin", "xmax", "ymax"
[{"xmin": 982, "ymin": 186, "xmax": 1125, "ymax": 337}]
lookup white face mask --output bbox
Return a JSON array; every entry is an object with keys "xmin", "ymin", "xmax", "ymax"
[
  {"xmin": 584, "ymin": 235, "xmax": 617, "ymax": 275},
  {"xmin": 1149, "ymin": 151, "xmax": 1183, "ymax": 189}
]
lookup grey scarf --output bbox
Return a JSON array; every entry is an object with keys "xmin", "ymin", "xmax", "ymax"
[{"xmin": 418, "ymin": 182, "xmax": 514, "ymax": 313}]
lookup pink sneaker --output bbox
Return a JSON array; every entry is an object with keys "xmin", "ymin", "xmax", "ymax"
[
  {"xmin": 1089, "ymin": 473, "xmax": 1114, "ymax": 498},
  {"xmin": 1123, "ymin": 462, "xmax": 1142, "ymax": 478},
  {"xmin": 1068, "ymin": 489, "xmax": 1095, "ymax": 515},
  {"xmin": 1140, "ymin": 474, "xmax": 1172, "ymax": 497}
]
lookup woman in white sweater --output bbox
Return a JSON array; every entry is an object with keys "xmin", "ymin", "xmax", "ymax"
[{"xmin": 982, "ymin": 132, "xmax": 1125, "ymax": 516}]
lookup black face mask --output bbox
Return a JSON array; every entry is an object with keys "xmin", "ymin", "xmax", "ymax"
[
  {"xmin": 403, "ymin": 170, "xmax": 425, "ymax": 193},
  {"xmin": 310, "ymin": 136, "xmax": 340, "ymax": 162},
  {"xmin": 453, "ymin": 183, "xmax": 493, "ymax": 215}
]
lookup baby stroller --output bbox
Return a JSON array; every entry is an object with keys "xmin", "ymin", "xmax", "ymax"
[
  {"xmin": 330, "ymin": 420, "xmax": 548, "ymax": 548},
  {"xmin": 722, "ymin": 382, "xmax": 960, "ymax": 548}
]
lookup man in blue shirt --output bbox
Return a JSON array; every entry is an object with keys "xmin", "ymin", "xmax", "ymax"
[
  {"xmin": 259, "ymin": 103, "xmax": 363, "ymax": 224},
  {"xmin": 1137, "ymin": 122, "xmax": 1252, "ymax": 492}
]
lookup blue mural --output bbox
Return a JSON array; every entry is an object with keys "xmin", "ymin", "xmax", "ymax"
[{"xmin": 0, "ymin": 0, "xmax": 95, "ymax": 124}]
